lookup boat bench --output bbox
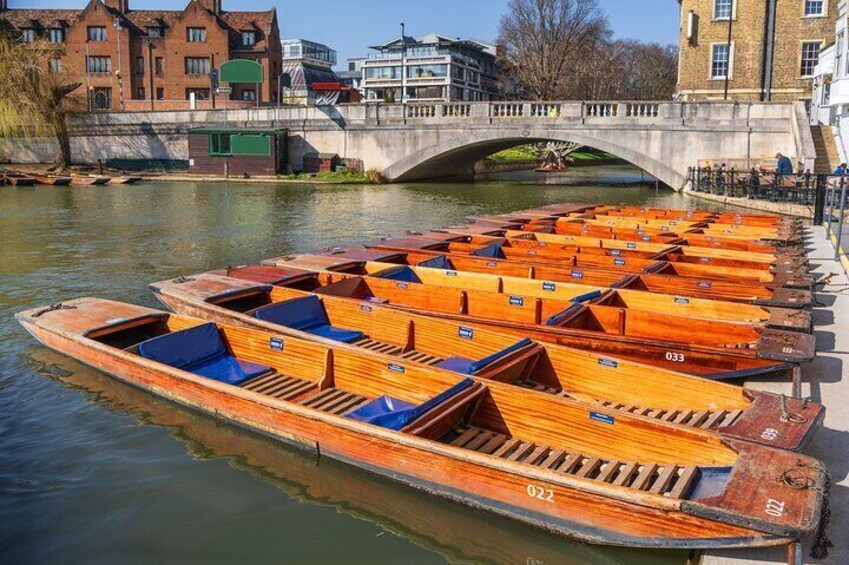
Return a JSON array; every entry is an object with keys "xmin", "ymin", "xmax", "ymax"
[
  {"xmin": 138, "ymin": 322, "xmax": 271, "ymax": 386},
  {"xmin": 434, "ymin": 338, "xmax": 542, "ymax": 383},
  {"xmin": 252, "ymin": 295, "xmax": 365, "ymax": 343}
]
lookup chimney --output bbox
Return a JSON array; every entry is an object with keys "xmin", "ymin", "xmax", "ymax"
[
  {"xmin": 102, "ymin": 0, "xmax": 129, "ymax": 12},
  {"xmin": 0, "ymin": 0, "xmax": 7, "ymax": 12}
]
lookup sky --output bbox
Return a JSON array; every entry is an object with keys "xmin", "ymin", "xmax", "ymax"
[{"xmin": 10, "ymin": 0, "xmax": 680, "ymax": 66}]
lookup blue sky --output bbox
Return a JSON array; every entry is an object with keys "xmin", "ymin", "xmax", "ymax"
[{"xmin": 11, "ymin": 0, "xmax": 680, "ymax": 65}]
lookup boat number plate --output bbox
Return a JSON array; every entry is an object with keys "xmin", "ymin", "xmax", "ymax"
[
  {"xmin": 665, "ymin": 352, "xmax": 686, "ymax": 362},
  {"xmin": 598, "ymin": 358, "xmax": 618, "ymax": 368},
  {"xmin": 642, "ymin": 236, "xmax": 651, "ymax": 241},
  {"xmin": 610, "ymin": 249, "xmax": 621, "ymax": 256},
  {"xmin": 446, "ymin": 271, "xmax": 458, "ymax": 277},
  {"xmin": 614, "ymin": 258, "xmax": 626, "ymax": 266},
  {"xmin": 270, "ymin": 337, "xmax": 284, "ymax": 350},
  {"xmin": 697, "ymin": 281, "xmax": 712, "ymax": 289},
  {"xmin": 662, "ymin": 226, "xmax": 670, "ymax": 232},
  {"xmin": 396, "ymin": 282, "xmax": 409, "ymax": 290},
  {"xmin": 542, "ymin": 282, "xmax": 556, "ymax": 292},
  {"xmin": 458, "ymin": 326, "xmax": 474, "ymax": 340},
  {"xmin": 526, "ymin": 484, "xmax": 554, "ymax": 503},
  {"xmin": 487, "ymin": 261, "xmax": 498, "ymax": 268},
  {"xmin": 528, "ymin": 250, "xmax": 538, "ymax": 256},
  {"xmin": 674, "ymin": 297, "xmax": 690, "ymax": 304},
  {"xmin": 388, "ymin": 363, "xmax": 405, "ymax": 373},
  {"xmin": 590, "ymin": 412, "xmax": 615, "ymax": 425},
  {"xmin": 700, "ymin": 257, "xmax": 711, "ymax": 262},
  {"xmin": 627, "ymin": 242, "xmax": 637, "ymax": 249},
  {"xmin": 571, "ymin": 271, "xmax": 583, "ymax": 279},
  {"xmin": 360, "ymin": 304, "xmax": 373, "ymax": 312},
  {"xmin": 761, "ymin": 428, "xmax": 779, "ymax": 441},
  {"xmin": 509, "ymin": 296, "xmax": 524, "ymax": 306}
]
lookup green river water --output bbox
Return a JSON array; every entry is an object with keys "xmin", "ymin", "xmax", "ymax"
[{"xmin": 1, "ymin": 169, "xmax": 724, "ymax": 564}]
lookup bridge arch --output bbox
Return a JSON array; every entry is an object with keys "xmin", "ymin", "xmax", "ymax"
[{"xmin": 381, "ymin": 128, "xmax": 688, "ymax": 188}]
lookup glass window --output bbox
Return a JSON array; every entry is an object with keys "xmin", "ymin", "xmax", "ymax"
[
  {"xmin": 187, "ymin": 28, "xmax": 206, "ymax": 43},
  {"xmin": 155, "ymin": 57, "xmax": 164, "ymax": 74},
  {"xmin": 146, "ymin": 27, "xmax": 161, "ymax": 37},
  {"xmin": 90, "ymin": 87, "xmax": 111, "ymax": 110},
  {"xmin": 714, "ymin": 0, "xmax": 732, "ymax": 20},
  {"xmin": 837, "ymin": 33, "xmax": 844, "ymax": 78},
  {"xmin": 48, "ymin": 28, "xmax": 64, "ymax": 43},
  {"xmin": 241, "ymin": 89, "xmax": 256, "ymax": 101},
  {"xmin": 87, "ymin": 56, "xmax": 111, "ymax": 73},
  {"xmin": 407, "ymin": 64, "xmax": 448, "ymax": 78},
  {"xmin": 88, "ymin": 26, "xmax": 107, "ymax": 41},
  {"xmin": 137, "ymin": 87, "xmax": 145, "ymax": 99},
  {"xmin": 184, "ymin": 57, "xmax": 210, "ymax": 75},
  {"xmin": 800, "ymin": 41, "xmax": 821, "ymax": 77},
  {"xmin": 136, "ymin": 57, "xmax": 144, "ymax": 74},
  {"xmin": 21, "ymin": 29, "xmax": 36, "ymax": 43},
  {"xmin": 804, "ymin": 0, "xmax": 824, "ymax": 16},
  {"xmin": 49, "ymin": 58, "xmax": 62, "ymax": 73},
  {"xmin": 241, "ymin": 31, "xmax": 256, "ymax": 46},
  {"xmin": 156, "ymin": 87, "xmax": 164, "ymax": 100},
  {"xmin": 711, "ymin": 44, "xmax": 730, "ymax": 78},
  {"xmin": 186, "ymin": 88, "xmax": 210, "ymax": 100},
  {"xmin": 365, "ymin": 66, "xmax": 403, "ymax": 79},
  {"xmin": 210, "ymin": 133, "xmax": 231, "ymax": 155}
]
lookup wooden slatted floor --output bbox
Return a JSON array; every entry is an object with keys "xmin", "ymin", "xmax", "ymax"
[
  {"xmin": 517, "ymin": 380, "xmax": 743, "ymax": 429},
  {"xmin": 446, "ymin": 426, "xmax": 699, "ymax": 499},
  {"xmin": 299, "ymin": 387, "xmax": 370, "ymax": 416},
  {"xmin": 350, "ymin": 336, "xmax": 445, "ymax": 365},
  {"xmin": 240, "ymin": 371, "xmax": 317, "ymax": 402}
]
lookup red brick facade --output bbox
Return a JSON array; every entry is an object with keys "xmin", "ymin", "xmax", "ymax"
[{"xmin": 0, "ymin": 0, "xmax": 281, "ymax": 111}]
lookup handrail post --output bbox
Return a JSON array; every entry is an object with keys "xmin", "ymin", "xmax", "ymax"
[
  {"xmin": 828, "ymin": 177, "xmax": 838, "ymax": 231},
  {"xmin": 836, "ymin": 178, "xmax": 847, "ymax": 260}
]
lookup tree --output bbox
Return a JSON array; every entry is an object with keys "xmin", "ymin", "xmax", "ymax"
[
  {"xmin": 0, "ymin": 32, "xmax": 81, "ymax": 166},
  {"xmin": 498, "ymin": 0, "xmax": 609, "ymax": 100}
]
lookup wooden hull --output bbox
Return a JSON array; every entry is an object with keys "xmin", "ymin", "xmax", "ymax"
[
  {"xmin": 33, "ymin": 174, "xmax": 73, "ymax": 186},
  {"xmin": 16, "ymin": 300, "xmax": 825, "ymax": 549},
  {"xmin": 108, "ymin": 176, "xmax": 141, "ymax": 185},
  {"xmin": 71, "ymin": 176, "xmax": 110, "ymax": 186},
  {"xmin": 3, "ymin": 174, "xmax": 35, "ymax": 186}
]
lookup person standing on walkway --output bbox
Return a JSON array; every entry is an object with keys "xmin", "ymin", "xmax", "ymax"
[
  {"xmin": 776, "ymin": 153, "xmax": 793, "ymax": 174},
  {"xmin": 835, "ymin": 163, "xmax": 847, "ymax": 176}
]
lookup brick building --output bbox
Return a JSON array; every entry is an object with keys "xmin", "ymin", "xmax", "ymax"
[
  {"xmin": 676, "ymin": 0, "xmax": 838, "ymax": 102},
  {"xmin": 0, "ymin": 0, "xmax": 281, "ymax": 111}
]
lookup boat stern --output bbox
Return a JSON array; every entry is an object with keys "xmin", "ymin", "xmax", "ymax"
[{"xmin": 717, "ymin": 390, "xmax": 825, "ymax": 451}]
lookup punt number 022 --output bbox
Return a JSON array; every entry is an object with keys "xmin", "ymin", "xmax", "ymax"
[{"xmin": 527, "ymin": 484, "xmax": 554, "ymax": 502}]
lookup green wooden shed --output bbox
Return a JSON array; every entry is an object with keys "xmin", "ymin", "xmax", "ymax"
[{"xmin": 188, "ymin": 128, "xmax": 288, "ymax": 176}]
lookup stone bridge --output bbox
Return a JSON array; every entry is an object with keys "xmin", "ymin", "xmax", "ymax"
[{"xmin": 1, "ymin": 100, "xmax": 816, "ymax": 189}]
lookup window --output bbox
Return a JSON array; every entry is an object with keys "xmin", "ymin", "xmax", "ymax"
[
  {"xmin": 349, "ymin": 61, "xmax": 356, "ymax": 71},
  {"xmin": 136, "ymin": 56, "xmax": 144, "ymax": 74},
  {"xmin": 87, "ymin": 56, "xmax": 112, "ymax": 73},
  {"xmin": 88, "ymin": 26, "xmax": 107, "ymax": 41},
  {"xmin": 156, "ymin": 87, "xmax": 164, "ymax": 100},
  {"xmin": 187, "ymin": 27, "xmax": 206, "ymax": 42},
  {"xmin": 407, "ymin": 64, "xmax": 448, "ymax": 78},
  {"xmin": 21, "ymin": 29, "xmax": 36, "ymax": 43},
  {"xmin": 241, "ymin": 31, "xmax": 256, "ymax": 46},
  {"xmin": 155, "ymin": 57, "xmax": 164, "ymax": 74},
  {"xmin": 184, "ymin": 57, "xmax": 210, "ymax": 75},
  {"xmin": 49, "ymin": 58, "xmax": 62, "ymax": 73},
  {"xmin": 186, "ymin": 88, "xmax": 210, "ymax": 100},
  {"xmin": 837, "ymin": 33, "xmax": 844, "ymax": 78},
  {"xmin": 241, "ymin": 89, "xmax": 256, "ymax": 101},
  {"xmin": 714, "ymin": 0, "xmax": 732, "ymax": 20},
  {"xmin": 210, "ymin": 133, "xmax": 231, "ymax": 155},
  {"xmin": 137, "ymin": 87, "xmax": 145, "ymax": 99},
  {"xmin": 48, "ymin": 28, "xmax": 64, "ymax": 43},
  {"xmin": 804, "ymin": 0, "xmax": 825, "ymax": 17},
  {"xmin": 801, "ymin": 41, "xmax": 821, "ymax": 77},
  {"xmin": 146, "ymin": 27, "xmax": 161, "ymax": 37},
  {"xmin": 711, "ymin": 44, "xmax": 731, "ymax": 79},
  {"xmin": 90, "ymin": 87, "xmax": 112, "ymax": 110},
  {"xmin": 365, "ymin": 66, "xmax": 402, "ymax": 79}
]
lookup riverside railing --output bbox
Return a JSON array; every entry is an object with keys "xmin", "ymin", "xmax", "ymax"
[{"xmin": 688, "ymin": 166, "xmax": 818, "ymax": 205}]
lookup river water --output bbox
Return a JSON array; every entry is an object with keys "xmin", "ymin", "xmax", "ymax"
[{"xmin": 1, "ymin": 169, "xmax": 718, "ymax": 564}]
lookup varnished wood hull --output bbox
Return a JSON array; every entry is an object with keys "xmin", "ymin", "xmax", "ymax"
[
  {"xmin": 16, "ymin": 300, "xmax": 825, "ymax": 549},
  {"xmin": 32, "ymin": 174, "xmax": 73, "ymax": 186}
]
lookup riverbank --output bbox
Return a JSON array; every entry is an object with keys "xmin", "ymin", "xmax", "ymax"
[{"xmin": 685, "ymin": 189, "xmax": 814, "ymax": 218}]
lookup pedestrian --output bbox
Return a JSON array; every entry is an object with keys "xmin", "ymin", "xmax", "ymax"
[
  {"xmin": 835, "ymin": 163, "xmax": 847, "ymax": 176},
  {"xmin": 775, "ymin": 152, "xmax": 793, "ymax": 174}
]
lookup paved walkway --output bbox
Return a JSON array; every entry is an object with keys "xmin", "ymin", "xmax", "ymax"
[{"xmin": 703, "ymin": 225, "xmax": 849, "ymax": 564}]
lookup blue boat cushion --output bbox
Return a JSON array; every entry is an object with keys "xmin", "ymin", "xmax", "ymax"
[
  {"xmin": 374, "ymin": 266, "xmax": 422, "ymax": 283},
  {"xmin": 348, "ymin": 378, "xmax": 475, "ymax": 430},
  {"xmin": 546, "ymin": 303, "xmax": 583, "ymax": 326},
  {"xmin": 435, "ymin": 338, "xmax": 534, "ymax": 375},
  {"xmin": 471, "ymin": 243, "xmax": 506, "ymax": 259},
  {"xmin": 417, "ymin": 255, "xmax": 454, "ymax": 269},
  {"xmin": 252, "ymin": 296, "xmax": 364, "ymax": 343},
  {"xmin": 138, "ymin": 322, "xmax": 270, "ymax": 386}
]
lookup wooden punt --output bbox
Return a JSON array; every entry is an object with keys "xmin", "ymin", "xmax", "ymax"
[
  {"xmin": 17, "ymin": 297, "xmax": 827, "ymax": 548},
  {"xmin": 151, "ymin": 269, "xmax": 823, "ymax": 452},
  {"xmin": 269, "ymin": 246, "xmax": 812, "ymax": 309},
  {"xmin": 588, "ymin": 206, "xmax": 801, "ymax": 228},
  {"xmin": 32, "ymin": 173, "xmax": 73, "ymax": 186},
  {"xmin": 271, "ymin": 256, "xmax": 812, "ymax": 333},
  {"xmin": 1, "ymin": 170, "xmax": 36, "ymax": 186},
  {"xmin": 107, "ymin": 175, "xmax": 142, "ymax": 185},
  {"xmin": 581, "ymin": 216, "xmax": 800, "ymax": 243},
  {"xmin": 368, "ymin": 237, "xmax": 812, "ymax": 288},
  {"xmin": 188, "ymin": 266, "xmax": 814, "ymax": 375},
  {"xmin": 71, "ymin": 175, "xmax": 111, "ymax": 186}
]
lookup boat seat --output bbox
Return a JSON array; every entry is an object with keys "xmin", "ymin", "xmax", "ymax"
[
  {"xmin": 416, "ymin": 255, "xmax": 454, "ymax": 269},
  {"xmin": 435, "ymin": 338, "xmax": 535, "ymax": 376},
  {"xmin": 252, "ymin": 296, "xmax": 365, "ymax": 344},
  {"xmin": 138, "ymin": 322, "xmax": 271, "ymax": 386},
  {"xmin": 347, "ymin": 377, "xmax": 475, "ymax": 431},
  {"xmin": 372, "ymin": 266, "xmax": 422, "ymax": 283}
]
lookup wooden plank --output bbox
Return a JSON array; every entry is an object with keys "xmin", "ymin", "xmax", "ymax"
[
  {"xmin": 613, "ymin": 462, "xmax": 638, "ymax": 486},
  {"xmin": 650, "ymin": 465, "xmax": 679, "ymax": 495},
  {"xmin": 450, "ymin": 427, "xmax": 480, "ymax": 447},
  {"xmin": 632, "ymin": 463, "xmax": 659, "ymax": 491},
  {"xmin": 668, "ymin": 466, "xmax": 699, "ymax": 499}
]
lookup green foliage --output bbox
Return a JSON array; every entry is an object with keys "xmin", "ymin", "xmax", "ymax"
[
  {"xmin": 281, "ymin": 170, "xmax": 374, "ymax": 184},
  {"xmin": 489, "ymin": 145, "xmax": 539, "ymax": 161}
]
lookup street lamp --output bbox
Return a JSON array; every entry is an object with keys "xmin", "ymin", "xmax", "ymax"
[
  {"xmin": 400, "ymin": 22, "xmax": 406, "ymax": 104},
  {"xmin": 723, "ymin": 5, "xmax": 733, "ymax": 100}
]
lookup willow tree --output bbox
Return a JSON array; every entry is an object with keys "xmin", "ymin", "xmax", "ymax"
[{"xmin": 0, "ymin": 32, "xmax": 80, "ymax": 166}]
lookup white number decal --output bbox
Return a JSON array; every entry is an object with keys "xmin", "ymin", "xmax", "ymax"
[
  {"xmin": 782, "ymin": 347, "xmax": 794, "ymax": 354},
  {"xmin": 526, "ymin": 484, "xmax": 554, "ymax": 502},
  {"xmin": 665, "ymin": 352, "xmax": 685, "ymax": 363},
  {"xmin": 761, "ymin": 428, "xmax": 779, "ymax": 441},
  {"xmin": 765, "ymin": 498, "xmax": 785, "ymax": 517}
]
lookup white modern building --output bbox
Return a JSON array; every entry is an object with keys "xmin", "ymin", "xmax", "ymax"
[
  {"xmin": 811, "ymin": 1, "xmax": 849, "ymax": 161},
  {"xmin": 280, "ymin": 39, "xmax": 343, "ymax": 105},
  {"xmin": 359, "ymin": 32, "xmax": 500, "ymax": 103}
]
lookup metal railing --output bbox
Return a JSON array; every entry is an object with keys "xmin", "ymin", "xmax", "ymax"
[
  {"xmin": 688, "ymin": 166, "xmax": 818, "ymax": 205},
  {"xmin": 825, "ymin": 176, "xmax": 848, "ymax": 260}
]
